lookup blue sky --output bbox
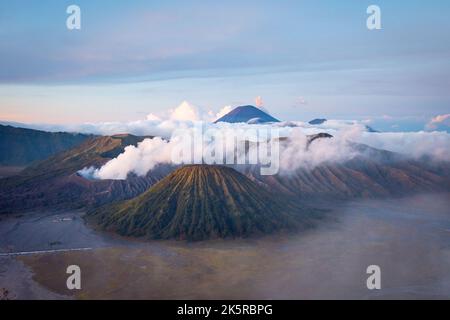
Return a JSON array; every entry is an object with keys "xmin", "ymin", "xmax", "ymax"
[{"xmin": 0, "ymin": 0, "xmax": 449, "ymax": 131}]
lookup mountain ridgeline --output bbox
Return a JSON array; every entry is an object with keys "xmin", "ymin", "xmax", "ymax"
[
  {"xmin": 243, "ymin": 143, "xmax": 450, "ymax": 199},
  {"xmin": 89, "ymin": 165, "xmax": 317, "ymax": 241},
  {"xmin": 0, "ymin": 124, "xmax": 91, "ymax": 166},
  {"xmin": 0, "ymin": 134, "xmax": 170, "ymax": 213},
  {"xmin": 1, "ymin": 122, "xmax": 450, "ymax": 241},
  {"xmin": 1, "ymin": 131, "xmax": 449, "ymax": 216}
]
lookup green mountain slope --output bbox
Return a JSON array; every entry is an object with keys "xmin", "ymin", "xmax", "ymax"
[
  {"xmin": 89, "ymin": 165, "xmax": 318, "ymax": 240},
  {"xmin": 1, "ymin": 134, "xmax": 145, "ymax": 187},
  {"xmin": 0, "ymin": 134, "xmax": 169, "ymax": 213}
]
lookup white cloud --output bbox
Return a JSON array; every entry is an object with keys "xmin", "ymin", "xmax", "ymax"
[
  {"xmin": 426, "ymin": 114, "xmax": 450, "ymax": 130},
  {"xmin": 5, "ymin": 103, "xmax": 450, "ymax": 178},
  {"xmin": 169, "ymin": 101, "xmax": 201, "ymax": 121},
  {"xmin": 214, "ymin": 105, "xmax": 233, "ymax": 121},
  {"xmin": 298, "ymin": 96, "xmax": 307, "ymax": 105},
  {"xmin": 146, "ymin": 113, "xmax": 161, "ymax": 121},
  {"xmin": 78, "ymin": 120, "xmax": 450, "ymax": 180},
  {"xmin": 354, "ymin": 131, "xmax": 450, "ymax": 160},
  {"xmin": 167, "ymin": 100, "xmax": 230, "ymax": 122}
]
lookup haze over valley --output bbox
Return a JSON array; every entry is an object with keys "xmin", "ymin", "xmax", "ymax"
[
  {"xmin": 0, "ymin": 104, "xmax": 449, "ymax": 299},
  {"xmin": 2, "ymin": 1, "xmax": 450, "ymax": 303}
]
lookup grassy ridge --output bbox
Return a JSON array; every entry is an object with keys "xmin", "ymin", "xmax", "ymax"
[{"xmin": 0, "ymin": 134, "xmax": 157, "ymax": 213}]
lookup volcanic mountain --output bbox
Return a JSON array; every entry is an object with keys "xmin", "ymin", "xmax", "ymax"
[
  {"xmin": 89, "ymin": 165, "xmax": 317, "ymax": 241},
  {"xmin": 214, "ymin": 105, "xmax": 280, "ymax": 124},
  {"xmin": 0, "ymin": 124, "xmax": 90, "ymax": 166},
  {"xmin": 1, "ymin": 129, "xmax": 449, "ymax": 216},
  {"xmin": 243, "ymin": 142, "xmax": 450, "ymax": 199},
  {"xmin": 0, "ymin": 134, "xmax": 172, "ymax": 213}
]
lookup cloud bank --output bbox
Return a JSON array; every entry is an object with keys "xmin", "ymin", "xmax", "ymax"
[
  {"xmin": 80, "ymin": 126, "xmax": 360, "ymax": 179},
  {"xmin": 3, "ymin": 100, "xmax": 449, "ymax": 179},
  {"xmin": 78, "ymin": 119, "xmax": 450, "ymax": 180}
]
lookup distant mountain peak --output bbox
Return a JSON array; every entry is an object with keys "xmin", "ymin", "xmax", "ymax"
[
  {"xmin": 214, "ymin": 105, "xmax": 280, "ymax": 124},
  {"xmin": 308, "ymin": 118, "xmax": 327, "ymax": 125},
  {"xmin": 365, "ymin": 125, "xmax": 379, "ymax": 133}
]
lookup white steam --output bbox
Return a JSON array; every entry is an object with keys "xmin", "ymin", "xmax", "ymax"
[
  {"xmin": 81, "ymin": 137, "xmax": 172, "ymax": 180},
  {"xmin": 78, "ymin": 121, "xmax": 450, "ymax": 180}
]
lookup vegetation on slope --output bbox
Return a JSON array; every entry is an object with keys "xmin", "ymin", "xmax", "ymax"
[{"xmin": 90, "ymin": 165, "xmax": 319, "ymax": 240}]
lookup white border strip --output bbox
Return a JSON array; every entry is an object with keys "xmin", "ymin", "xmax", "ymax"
[{"xmin": 0, "ymin": 247, "xmax": 93, "ymax": 257}]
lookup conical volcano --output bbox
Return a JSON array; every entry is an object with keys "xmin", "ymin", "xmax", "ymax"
[
  {"xmin": 89, "ymin": 165, "xmax": 315, "ymax": 240},
  {"xmin": 214, "ymin": 105, "xmax": 280, "ymax": 124}
]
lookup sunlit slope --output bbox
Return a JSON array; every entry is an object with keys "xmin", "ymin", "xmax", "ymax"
[{"xmin": 90, "ymin": 165, "xmax": 318, "ymax": 240}]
